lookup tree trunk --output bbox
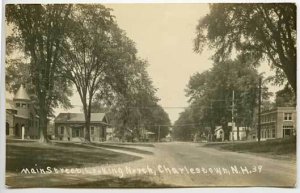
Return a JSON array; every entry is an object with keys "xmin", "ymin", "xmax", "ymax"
[
  {"xmin": 38, "ymin": 105, "xmax": 49, "ymax": 143},
  {"xmin": 284, "ymin": 63, "xmax": 296, "ymax": 94},
  {"xmin": 38, "ymin": 91, "xmax": 49, "ymax": 143},
  {"xmin": 39, "ymin": 114, "xmax": 48, "ymax": 143},
  {"xmin": 84, "ymin": 111, "xmax": 91, "ymax": 143}
]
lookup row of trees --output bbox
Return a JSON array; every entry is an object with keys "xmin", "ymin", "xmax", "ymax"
[
  {"xmin": 194, "ymin": 3, "xmax": 296, "ymax": 94},
  {"xmin": 6, "ymin": 4, "xmax": 170, "ymax": 143},
  {"xmin": 173, "ymin": 57, "xmax": 270, "ymax": 141},
  {"xmin": 173, "ymin": 3, "xmax": 296, "ymax": 141},
  {"xmin": 173, "ymin": 57, "xmax": 295, "ymax": 141}
]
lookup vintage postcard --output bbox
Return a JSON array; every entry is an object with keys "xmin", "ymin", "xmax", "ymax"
[{"xmin": 3, "ymin": 1, "xmax": 297, "ymax": 189}]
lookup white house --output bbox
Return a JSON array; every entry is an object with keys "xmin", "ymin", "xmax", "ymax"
[
  {"xmin": 229, "ymin": 126, "xmax": 248, "ymax": 141},
  {"xmin": 214, "ymin": 126, "xmax": 224, "ymax": 141}
]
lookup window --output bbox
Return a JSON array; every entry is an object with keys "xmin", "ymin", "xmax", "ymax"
[
  {"xmin": 272, "ymin": 129, "xmax": 275, "ymax": 138},
  {"xmin": 22, "ymin": 103, "xmax": 27, "ymax": 108},
  {"xmin": 91, "ymin": 127, "xmax": 95, "ymax": 135},
  {"xmin": 16, "ymin": 103, "xmax": 20, "ymax": 108},
  {"xmin": 265, "ymin": 130, "xmax": 267, "ymax": 138},
  {"xmin": 271, "ymin": 114, "xmax": 275, "ymax": 121},
  {"xmin": 284, "ymin": 113, "xmax": 292, "ymax": 121},
  {"xmin": 262, "ymin": 116, "xmax": 266, "ymax": 123},
  {"xmin": 60, "ymin": 126, "xmax": 64, "ymax": 135}
]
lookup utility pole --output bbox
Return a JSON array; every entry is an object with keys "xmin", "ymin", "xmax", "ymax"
[
  {"xmin": 231, "ymin": 90, "xmax": 235, "ymax": 141},
  {"xmin": 257, "ymin": 77, "xmax": 262, "ymax": 142},
  {"xmin": 157, "ymin": 125, "xmax": 161, "ymax": 142},
  {"xmin": 139, "ymin": 111, "xmax": 143, "ymax": 141}
]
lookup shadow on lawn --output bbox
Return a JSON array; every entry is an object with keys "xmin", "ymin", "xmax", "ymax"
[{"xmin": 6, "ymin": 142, "xmax": 141, "ymax": 173}]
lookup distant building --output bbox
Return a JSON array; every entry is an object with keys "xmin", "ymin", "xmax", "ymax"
[
  {"xmin": 54, "ymin": 113, "xmax": 108, "ymax": 142},
  {"xmin": 6, "ymin": 85, "xmax": 40, "ymax": 139},
  {"xmin": 106, "ymin": 127, "xmax": 120, "ymax": 142},
  {"xmin": 259, "ymin": 107, "xmax": 296, "ymax": 140},
  {"xmin": 215, "ymin": 125, "xmax": 249, "ymax": 141},
  {"xmin": 248, "ymin": 128, "xmax": 257, "ymax": 141},
  {"xmin": 229, "ymin": 126, "xmax": 248, "ymax": 141},
  {"xmin": 214, "ymin": 126, "xmax": 224, "ymax": 141},
  {"xmin": 144, "ymin": 130, "xmax": 156, "ymax": 142}
]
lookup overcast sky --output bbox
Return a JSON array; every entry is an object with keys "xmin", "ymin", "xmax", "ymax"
[{"xmin": 52, "ymin": 3, "xmax": 279, "ymax": 123}]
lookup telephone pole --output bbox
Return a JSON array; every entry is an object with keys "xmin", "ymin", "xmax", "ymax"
[
  {"xmin": 157, "ymin": 125, "xmax": 161, "ymax": 142},
  {"xmin": 231, "ymin": 90, "xmax": 235, "ymax": 141},
  {"xmin": 257, "ymin": 77, "xmax": 262, "ymax": 142}
]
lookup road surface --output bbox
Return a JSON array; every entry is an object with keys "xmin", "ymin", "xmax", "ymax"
[
  {"xmin": 6, "ymin": 142, "xmax": 296, "ymax": 187},
  {"xmin": 148, "ymin": 142, "xmax": 296, "ymax": 187}
]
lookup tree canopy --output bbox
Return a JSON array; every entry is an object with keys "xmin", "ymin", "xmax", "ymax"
[
  {"xmin": 6, "ymin": 4, "xmax": 74, "ymax": 142},
  {"xmin": 107, "ymin": 59, "xmax": 171, "ymax": 142},
  {"xmin": 275, "ymin": 84, "xmax": 296, "ymax": 107},
  {"xmin": 194, "ymin": 3, "xmax": 296, "ymax": 93},
  {"xmin": 6, "ymin": 4, "xmax": 171, "ymax": 143},
  {"xmin": 174, "ymin": 57, "xmax": 271, "ymax": 141}
]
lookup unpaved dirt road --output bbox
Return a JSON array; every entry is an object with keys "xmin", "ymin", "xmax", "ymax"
[{"xmin": 6, "ymin": 142, "xmax": 296, "ymax": 187}]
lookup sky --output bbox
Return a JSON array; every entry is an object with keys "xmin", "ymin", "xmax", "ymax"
[
  {"xmin": 55, "ymin": 4, "xmax": 215, "ymax": 123},
  {"xmin": 53, "ymin": 3, "xmax": 280, "ymax": 124}
]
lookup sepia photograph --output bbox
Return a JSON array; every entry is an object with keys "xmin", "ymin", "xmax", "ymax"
[{"xmin": 2, "ymin": 0, "xmax": 297, "ymax": 190}]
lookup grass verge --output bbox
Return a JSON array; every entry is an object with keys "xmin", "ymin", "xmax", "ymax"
[
  {"xmin": 204, "ymin": 137, "xmax": 296, "ymax": 156},
  {"xmin": 6, "ymin": 140, "xmax": 140, "ymax": 173}
]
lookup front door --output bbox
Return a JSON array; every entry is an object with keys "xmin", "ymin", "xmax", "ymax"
[
  {"xmin": 72, "ymin": 127, "xmax": 81, "ymax": 138},
  {"xmin": 283, "ymin": 129, "xmax": 292, "ymax": 138}
]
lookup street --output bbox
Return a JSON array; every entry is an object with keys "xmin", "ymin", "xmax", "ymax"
[
  {"xmin": 147, "ymin": 142, "xmax": 296, "ymax": 187},
  {"xmin": 6, "ymin": 141, "xmax": 296, "ymax": 187}
]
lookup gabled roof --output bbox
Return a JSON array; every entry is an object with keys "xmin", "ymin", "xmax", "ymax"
[
  {"xmin": 54, "ymin": 113, "xmax": 107, "ymax": 124},
  {"xmin": 215, "ymin": 127, "xmax": 223, "ymax": 132},
  {"xmin": 14, "ymin": 85, "xmax": 30, "ymax": 101}
]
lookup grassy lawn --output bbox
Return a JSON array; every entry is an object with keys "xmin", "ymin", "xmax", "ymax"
[
  {"xmin": 204, "ymin": 137, "xmax": 296, "ymax": 157},
  {"xmin": 6, "ymin": 140, "xmax": 141, "ymax": 173}
]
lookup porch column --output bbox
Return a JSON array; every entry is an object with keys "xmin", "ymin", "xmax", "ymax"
[{"xmin": 21, "ymin": 126, "xmax": 25, "ymax": 140}]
